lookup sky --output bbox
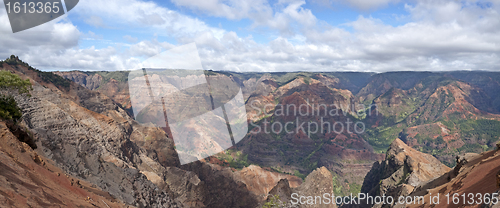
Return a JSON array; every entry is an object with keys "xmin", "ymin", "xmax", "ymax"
[{"xmin": 0, "ymin": 0, "xmax": 500, "ymax": 72}]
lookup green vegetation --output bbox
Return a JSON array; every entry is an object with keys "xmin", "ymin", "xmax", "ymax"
[
  {"xmin": 405, "ymin": 118, "xmax": 500, "ymax": 167},
  {"xmin": 418, "ymin": 76, "xmax": 457, "ymax": 91},
  {"xmin": 361, "ymin": 76, "xmax": 471, "ymax": 154},
  {"xmin": 0, "ymin": 70, "xmax": 32, "ymax": 122},
  {"xmin": 0, "ymin": 70, "xmax": 31, "ymax": 94},
  {"xmin": 94, "ymin": 71, "xmax": 129, "ymax": 83},
  {"xmin": 204, "ymin": 70, "xmax": 219, "ymax": 76},
  {"xmin": 349, "ymin": 183, "xmax": 362, "ymax": 195},
  {"xmin": 294, "ymin": 170, "xmax": 306, "ymax": 180},
  {"xmin": 4, "ymin": 55, "xmax": 21, "ymax": 65},
  {"xmin": 303, "ymin": 76, "xmax": 310, "ymax": 85},
  {"xmin": 216, "ymin": 149, "xmax": 251, "ymax": 170},
  {"xmin": 376, "ymin": 91, "xmax": 420, "ymax": 124},
  {"xmin": 3, "ymin": 55, "xmax": 71, "ymax": 90},
  {"xmin": 330, "ymin": 171, "xmax": 362, "ymax": 196},
  {"xmin": 38, "ymin": 70, "xmax": 71, "ymax": 89},
  {"xmin": 364, "ymin": 125, "xmax": 406, "ymax": 153},
  {"xmin": 442, "ymin": 119, "xmax": 500, "ymax": 146},
  {"xmin": 0, "ymin": 95, "xmax": 23, "ymax": 122},
  {"xmin": 331, "ymin": 172, "xmax": 343, "ymax": 195},
  {"xmin": 242, "ymin": 71, "xmax": 500, "ymax": 173},
  {"xmin": 272, "ymin": 72, "xmax": 312, "ymax": 86},
  {"xmin": 262, "ymin": 195, "xmax": 284, "ymax": 208},
  {"xmin": 228, "ymin": 153, "xmax": 250, "ymax": 169}
]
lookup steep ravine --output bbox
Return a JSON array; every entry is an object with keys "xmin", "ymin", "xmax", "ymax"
[{"xmin": 3, "ymin": 60, "xmax": 261, "ymax": 207}]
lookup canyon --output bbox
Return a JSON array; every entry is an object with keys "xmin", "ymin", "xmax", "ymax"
[{"xmin": 1, "ymin": 55, "xmax": 500, "ymax": 207}]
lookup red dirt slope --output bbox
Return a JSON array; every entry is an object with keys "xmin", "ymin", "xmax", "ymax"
[
  {"xmin": 408, "ymin": 149, "xmax": 500, "ymax": 208},
  {"xmin": 0, "ymin": 121, "xmax": 128, "ymax": 208}
]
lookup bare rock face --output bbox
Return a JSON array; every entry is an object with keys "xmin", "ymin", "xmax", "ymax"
[
  {"xmin": 180, "ymin": 162, "xmax": 261, "ymax": 207},
  {"xmin": 55, "ymin": 71, "xmax": 103, "ymax": 90},
  {"xmin": 265, "ymin": 167, "xmax": 337, "ymax": 208},
  {"xmin": 296, "ymin": 167, "xmax": 335, "ymax": 199},
  {"xmin": 161, "ymin": 166, "xmax": 207, "ymax": 207},
  {"xmin": 405, "ymin": 150, "xmax": 500, "ymax": 208},
  {"xmin": 56, "ymin": 71, "xmax": 132, "ymax": 113},
  {"xmin": 268, "ymin": 178, "xmax": 294, "ymax": 204},
  {"xmin": 361, "ymin": 139, "xmax": 450, "ymax": 200},
  {"xmin": 6, "ymin": 63, "xmax": 264, "ymax": 207},
  {"xmin": 0, "ymin": 121, "xmax": 130, "ymax": 207},
  {"xmin": 232, "ymin": 165, "xmax": 302, "ymax": 199},
  {"xmin": 8, "ymin": 69, "xmax": 181, "ymax": 207}
]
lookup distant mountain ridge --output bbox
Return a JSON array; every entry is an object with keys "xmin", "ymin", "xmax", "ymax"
[
  {"xmin": 56, "ymin": 67, "xmax": 500, "ymax": 195},
  {"xmin": 4, "ymin": 55, "xmax": 500, "ymax": 207},
  {"xmin": 1, "ymin": 57, "xmax": 266, "ymax": 207}
]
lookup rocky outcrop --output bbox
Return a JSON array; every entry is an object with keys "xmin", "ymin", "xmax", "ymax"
[
  {"xmin": 233, "ymin": 165, "xmax": 302, "ymax": 199},
  {"xmin": 0, "ymin": 121, "xmax": 129, "ymax": 207},
  {"xmin": 268, "ymin": 178, "xmax": 294, "ymax": 204},
  {"xmin": 241, "ymin": 75, "xmax": 381, "ymax": 195},
  {"xmin": 181, "ymin": 162, "xmax": 260, "ymax": 207},
  {"xmin": 7, "ymin": 65, "xmax": 182, "ymax": 207},
  {"xmin": 161, "ymin": 166, "xmax": 206, "ymax": 207},
  {"xmin": 404, "ymin": 149, "xmax": 500, "ymax": 208},
  {"xmin": 356, "ymin": 72, "xmax": 433, "ymax": 104},
  {"xmin": 54, "ymin": 71, "xmax": 103, "ymax": 90},
  {"xmin": 9, "ymin": 59, "xmax": 500, "ymax": 208},
  {"xmin": 4, "ymin": 62, "xmax": 262, "ymax": 207},
  {"xmin": 56, "ymin": 71, "xmax": 132, "ymax": 113},
  {"xmin": 361, "ymin": 139, "xmax": 450, "ymax": 204},
  {"xmin": 265, "ymin": 167, "xmax": 337, "ymax": 208}
]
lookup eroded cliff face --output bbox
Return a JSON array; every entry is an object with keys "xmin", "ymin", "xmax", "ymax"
[
  {"xmin": 5, "ymin": 63, "xmax": 183, "ymax": 207},
  {"xmin": 56, "ymin": 71, "xmax": 132, "ymax": 113},
  {"xmin": 360, "ymin": 139, "xmax": 450, "ymax": 207},
  {"xmin": 2, "ymin": 62, "xmax": 261, "ymax": 207},
  {"xmin": 59, "ymin": 69, "xmax": 384, "ymax": 198},
  {"xmin": 0, "ymin": 121, "xmax": 130, "ymax": 207},
  {"xmin": 241, "ymin": 75, "xmax": 382, "ymax": 196},
  {"xmin": 264, "ymin": 166, "xmax": 337, "ymax": 208},
  {"xmin": 232, "ymin": 165, "xmax": 302, "ymax": 199},
  {"xmin": 405, "ymin": 149, "xmax": 500, "ymax": 208},
  {"xmin": 54, "ymin": 71, "xmax": 103, "ymax": 90}
]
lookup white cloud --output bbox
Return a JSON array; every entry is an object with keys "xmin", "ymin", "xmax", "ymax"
[
  {"xmin": 75, "ymin": 0, "xmax": 225, "ymax": 39},
  {"xmin": 1, "ymin": 0, "xmax": 500, "ymax": 73},
  {"xmin": 127, "ymin": 40, "xmax": 163, "ymax": 57},
  {"xmin": 170, "ymin": 0, "xmax": 316, "ymax": 36},
  {"xmin": 170, "ymin": 0, "xmax": 273, "ymax": 20},
  {"xmin": 0, "ymin": 0, "xmax": 226, "ymax": 70},
  {"xmin": 123, "ymin": 35, "xmax": 138, "ymax": 43},
  {"xmin": 84, "ymin": 31, "xmax": 103, "ymax": 40},
  {"xmin": 312, "ymin": 0, "xmax": 400, "ymax": 11},
  {"xmin": 0, "ymin": 8, "xmax": 82, "ymax": 65},
  {"xmin": 346, "ymin": 0, "xmax": 400, "ymax": 10},
  {"xmin": 195, "ymin": 0, "xmax": 500, "ymax": 72},
  {"xmin": 84, "ymin": 16, "xmax": 106, "ymax": 28},
  {"xmin": 282, "ymin": 1, "xmax": 317, "ymax": 27}
]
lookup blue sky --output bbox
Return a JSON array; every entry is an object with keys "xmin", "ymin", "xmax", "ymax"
[
  {"xmin": 1, "ymin": 0, "xmax": 500, "ymax": 72},
  {"xmin": 75, "ymin": 1, "xmax": 411, "ymax": 47}
]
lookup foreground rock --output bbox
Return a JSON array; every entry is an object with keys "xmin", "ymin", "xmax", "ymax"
[
  {"xmin": 264, "ymin": 166, "xmax": 337, "ymax": 208},
  {"xmin": 0, "ymin": 121, "xmax": 129, "ymax": 207},
  {"xmin": 405, "ymin": 149, "xmax": 500, "ymax": 208},
  {"xmin": 232, "ymin": 165, "xmax": 302, "ymax": 199},
  {"xmin": 4, "ymin": 62, "xmax": 183, "ymax": 207},
  {"xmin": 360, "ymin": 139, "xmax": 450, "ymax": 206},
  {"xmin": 3, "ymin": 59, "xmax": 260, "ymax": 207}
]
